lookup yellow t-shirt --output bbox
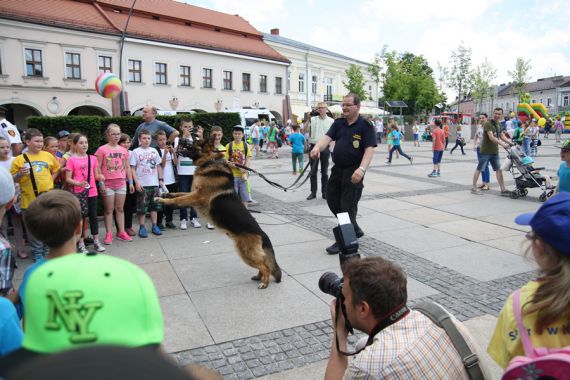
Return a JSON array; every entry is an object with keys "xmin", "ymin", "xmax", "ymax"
[
  {"xmin": 11, "ymin": 151, "xmax": 60, "ymax": 209},
  {"xmin": 487, "ymin": 280, "xmax": 570, "ymax": 368},
  {"xmin": 224, "ymin": 141, "xmax": 250, "ymax": 178}
]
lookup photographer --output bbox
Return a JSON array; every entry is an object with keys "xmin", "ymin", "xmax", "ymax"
[{"xmin": 324, "ymin": 257, "xmax": 487, "ymax": 379}]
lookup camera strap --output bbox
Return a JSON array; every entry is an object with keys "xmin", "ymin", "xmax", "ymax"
[{"xmin": 335, "ymin": 302, "xmax": 410, "ymax": 356}]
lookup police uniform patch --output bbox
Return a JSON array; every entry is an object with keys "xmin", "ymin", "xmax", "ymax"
[
  {"xmin": 352, "ymin": 134, "xmax": 362, "ymax": 149},
  {"xmin": 8, "ymin": 130, "xmax": 15, "ymax": 137}
]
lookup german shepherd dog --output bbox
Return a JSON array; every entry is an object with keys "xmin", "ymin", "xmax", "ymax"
[{"xmin": 155, "ymin": 137, "xmax": 282, "ymax": 289}]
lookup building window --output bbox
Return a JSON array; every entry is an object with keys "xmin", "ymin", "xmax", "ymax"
[
  {"xmin": 98, "ymin": 56, "xmax": 112, "ymax": 73},
  {"xmin": 180, "ymin": 65, "xmax": 191, "ymax": 86},
  {"xmin": 564, "ymin": 95, "xmax": 569, "ymax": 107},
  {"xmin": 547, "ymin": 98, "xmax": 552, "ymax": 107},
  {"xmin": 298, "ymin": 73, "xmax": 305, "ymax": 93},
  {"xmin": 242, "ymin": 73, "xmax": 251, "ymax": 91},
  {"xmin": 539, "ymin": 98, "xmax": 543, "ymax": 105},
  {"xmin": 223, "ymin": 70, "xmax": 232, "ymax": 90},
  {"xmin": 202, "ymin": 68, "xmax": 212, "ymax": 88},
  {"xmin": 128, "ymin": 59, "xmax": 141, "ymax": 82},
  {"xmin": 312, "ymin": 75, "xmax": 317, "ymax": 94},
  {"xmin": 259, "ymin": 75, "xmax": 267, "ymax": 93},
  {"xmin": 65, "ymin": 52, "xmax": 81, "ymax": 79},
  {"xmin": 275, "ymin": 77, "xmax": 282, "ymax": 94},
  {"xmin": 155, "ymin": 62, "xmax": 167, "ymax": 84},
  {"xmin": 25, "ymin": 48, "xmax": 43, "ymax": 77}
]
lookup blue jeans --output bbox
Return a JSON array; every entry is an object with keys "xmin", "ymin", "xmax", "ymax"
[
  {"xmin": 23, "ymin": 209, "xmax": 48, "ymax": 260},
  {"xmin": 523, "ymin": 137, "xmax": 531, "ymax": 156},
  {"xmin": 476, "ymin": 147, "xmax": 490, "ymax": 183},
  {"xmin": 388, "ymin": 145, "xmax": 411, "ymax": 162},
  {"xmin": 178, "ymin": 175, "xmax": 197, "ymax": 221}
]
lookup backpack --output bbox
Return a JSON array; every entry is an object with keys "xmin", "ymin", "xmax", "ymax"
[{"xmin": 501, "ymin": 288, "xmax": 570, "ymax": 380}]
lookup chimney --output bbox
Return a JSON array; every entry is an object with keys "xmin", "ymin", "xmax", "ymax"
[{"xmin": 270, "ymin": 28, "xmax": 280, "ymax": 35}]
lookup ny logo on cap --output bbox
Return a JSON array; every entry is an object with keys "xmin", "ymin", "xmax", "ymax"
[{"xmin": 45, "ymin": 290, "xmax": 103, "ymax": 343}]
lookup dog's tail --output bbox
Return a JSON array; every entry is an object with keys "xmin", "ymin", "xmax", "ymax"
[{"xmin": 261, "ymin": 231, "xmax": 282, "ymax": 283}]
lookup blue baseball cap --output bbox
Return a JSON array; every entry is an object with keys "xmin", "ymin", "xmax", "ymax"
[{"xmin": 515, "ymin": 193, "xmax": 570, "ymax": 255}]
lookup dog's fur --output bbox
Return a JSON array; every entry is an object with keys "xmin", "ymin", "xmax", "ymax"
[{"xmin": 156, "ymin": 137, "xmax": 282, "ymax": 289}]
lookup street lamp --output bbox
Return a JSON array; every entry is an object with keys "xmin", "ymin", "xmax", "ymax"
[{"xmin": 118, "ymin": 0, "xmax": 138, "ymax": 116}]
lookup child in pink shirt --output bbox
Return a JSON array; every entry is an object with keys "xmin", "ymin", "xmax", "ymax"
[
  {"xmin": 95, "ymin": 124, "xmax": 134, "ymax": 244},
  {"xmin": 65, "ymin": 134, "xmax": 104, "ymax": 253}
]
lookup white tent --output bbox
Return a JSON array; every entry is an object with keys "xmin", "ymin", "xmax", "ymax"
[{"xmin": 359, "ymin": 106, "xmax": 387, "ymax": 115}]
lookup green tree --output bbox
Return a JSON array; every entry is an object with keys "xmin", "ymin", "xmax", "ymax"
[
  {"xmin": 381, "ymin": 50, "xmax": 439, "ymax": 115},
  {"xmin": 508, "ymin": 57, "xmax": 532, "ymax": 102},
  {"xmin": 343, "ymin": 64, "xmax": 367, "ymax": 101},
  {"xmin": 470, "ymin": 58, "xmax": 497, "ymax": 113},
  {"xmin": 448, "ymin": 42, "xmax": 472, "ymax": 112},
  {"xmin": 367, "ymin": 45, "xmax": 388, "ymax": 103}
]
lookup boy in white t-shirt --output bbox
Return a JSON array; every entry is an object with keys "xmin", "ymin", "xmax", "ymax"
[
  {"xmin": 155, "ymin": 130, "xmax": 178, "ymax": 230},
  {"xmin": 129, "ymin": 129, "xmax": 163, "ymax": 238}
]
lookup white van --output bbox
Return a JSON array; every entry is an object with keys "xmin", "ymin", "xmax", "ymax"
[{"xmin": 224, "ymin": 108, "xmax": 276, "ymax": 137}]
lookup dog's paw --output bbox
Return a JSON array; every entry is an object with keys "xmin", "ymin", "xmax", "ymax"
[{"xmin": 257, "ymin": 282, "xmax": 268, "ymax": 289}]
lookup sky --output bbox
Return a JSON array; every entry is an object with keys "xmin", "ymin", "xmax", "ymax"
[{"xmin": 181, "ymin": 0, "xmax": 570, "ymax": 95}]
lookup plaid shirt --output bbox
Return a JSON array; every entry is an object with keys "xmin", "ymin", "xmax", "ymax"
[
  {"xmin": 344, "ymin": 310, "xmax": 485, "ymax": 380},
  {"xmin": 0, "ymin": 235, "xmax": 15, "ymax": 293}
]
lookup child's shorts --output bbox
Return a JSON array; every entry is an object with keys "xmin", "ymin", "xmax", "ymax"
[
  {"xmin": 136, "ymin": 186, "xmax": 162, "ymax": 214},
  {"xmin": 432, "ymin": 150, "xmax": 443, "ymax": 164},
  {"xmin": 233, "ymin": 178, "xmax": 252, "ymax": 202},
  {"xmin": 413, "ymin": 134, "xmax": 419, "ymax": 141}
]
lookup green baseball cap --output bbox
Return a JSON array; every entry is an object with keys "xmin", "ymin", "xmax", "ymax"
[{"xmin": 23, "ymin": 254, "xmax": 164, "ymax": 353}]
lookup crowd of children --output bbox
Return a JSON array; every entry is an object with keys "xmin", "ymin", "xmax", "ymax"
[{"xmin": 0, "ymin": 120, "xmax": 260, "ymax": 263}]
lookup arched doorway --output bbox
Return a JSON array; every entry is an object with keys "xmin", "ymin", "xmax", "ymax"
[
  {"xmin": 67, "ymin": 105, "xmax": 109, "ymax": 116},
  {"xmin": 270, "ymin": 110, "xmax": 282, "ymax": 125},
  {"xmin": 0, "ymin": 103, "xmax": 42, "ymax": 129}
]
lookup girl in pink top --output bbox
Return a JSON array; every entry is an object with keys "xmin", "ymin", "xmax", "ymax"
[
  {"xmin": 95, "ymin": 124, "xmax": 134, "ymax": 244},
  {"xmin": 65, "ymin": 134, "xmax": 105, "ymax": 253}
]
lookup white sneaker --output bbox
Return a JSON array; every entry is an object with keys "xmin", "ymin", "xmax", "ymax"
[
  {"xmin": 191, "ymin": 218, "xmax": 201, "ymax": 228},
  {"xmin": 207, "ymin": 223, "xmax": 215, "ymax": 230},
  {"xmin": 94, "ymin": 241, "xmax": 106, "ymax": 252},
  {"xmin": 180, "ymin": 219, "xmax": 188, "ymax": 230}
]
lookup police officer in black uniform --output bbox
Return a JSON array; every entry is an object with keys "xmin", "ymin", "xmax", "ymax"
[{"xmin": 310, "ymin": 93, "xmax": 377, "ymax": 254}]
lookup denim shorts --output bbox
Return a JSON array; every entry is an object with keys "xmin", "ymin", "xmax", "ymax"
[
  {"xmin": 251, "ymin": 138, "xmax": 259, "ymax": 145},
  {"xmin": 233, "ymin": 178, "xmax": 252, "ymax": 202},
  {"xmin": 432, "ymin": 150, "xmax": 443, "ymax": 164},
  {"xmin": 477, "ymin": 153, "xmax": 501, "ymax": 171}
]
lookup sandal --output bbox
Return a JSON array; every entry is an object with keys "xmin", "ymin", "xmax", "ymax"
[
  {"xmin": 481, "ymin": 185, "xmax": 490, "ymax": 191},
  {"xmin": 500, "ymin": 190, "xmax": 511, "ymax": 196}
]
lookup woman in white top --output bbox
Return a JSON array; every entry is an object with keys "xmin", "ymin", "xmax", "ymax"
[{"xmin": 472, "ymin": 114, "xmax": 490, "ymax": 190}]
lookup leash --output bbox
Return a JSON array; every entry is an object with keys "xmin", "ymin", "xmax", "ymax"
[{"xmin": 233, "ymin": 159, "xmax": 316, "ymax": 192}]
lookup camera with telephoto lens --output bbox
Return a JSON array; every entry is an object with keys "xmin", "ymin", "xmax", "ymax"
[{"xmin": 318, "ymin": 213, "xmax": 360, "ymax": 334}]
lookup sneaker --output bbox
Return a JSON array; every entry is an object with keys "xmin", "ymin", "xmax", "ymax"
[
  {"xmin": 157, "ymin": 223, "xmax": 166, "ymax": 231},
  {"xmin": 427, "ymin": 172, "xmax": 437, "ymax": 177},
  {"xmin": 471, "ymin": 188, "xmax": 483, "ymax": 195},
  {"xmin": 180, "ymin": 219, "xmax": 188, "ymax": 230},
  {"xmin": 385, "ymin": 160, "xmax": 391, "ymax": 165},
  {"xmin": 151, "ymin": 224, "xmax": 163, "ymax": 235},
  {"xmin": 94, "ymin": 241, "xmax": 106, "ymax": 252},
  {"xmin": 126, "ymin": 228, "xmax": 136, "ymax": 236},
  {"xmin": 139, "ymin": 225, "xmax": 148, "ymax": 238},
  {"xmin": 165, "ymin": 221, "xmax": 177, "ymax": 229},
  {"xmin": 436, "ymin": 172, "xmax": 441, "ymax": 177},
  {"xmin": 409, "ymin": 157, "xmax": 413, "ymax": 165},
  {"xmin": 191, "ymin": 218, "xmax": 201, "ymax": 228},
  {"xmin": 33, "ymin": 253, "xmax": 44, "ymax": 262},
  {"xmin": 116, "ymin": 231, "xmax": 133, "ymax": 242},
  {"xmin": 103, "ymin": 232, "xmax": 113, "ymax": 245},
  {"xmin": 206, "ymin": 223, "xmax": 215, "ymax": 230},
  {"xmin": 306, "ymin": 193, "xmax": 316, "ymax": 200},
  {"xmin": 77, "ymin": 243, "xmax": 89, "ymax": 254}
]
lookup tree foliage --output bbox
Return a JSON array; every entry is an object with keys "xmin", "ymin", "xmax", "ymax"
[
  {"xmin": 343, "ymin": 64, "xmax": 368, "ymax": 101},
  {"xmin": 508, "ymin": 57, "xmax": 532, "ymax": 101},
  {"xmin": 380, "ymin": 49, "xmax": 440, "ymax": 115},
  {"xmin": 470, "ymin": 58, "xmax": 497, "ymax": 111},
  {"xmin": 448, "ymin": 42, "xmax": 472, "ymax": 110}
]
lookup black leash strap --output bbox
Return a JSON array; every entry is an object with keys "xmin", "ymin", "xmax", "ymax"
[
  {"xmin": 23, "ymin": 154, "xmax": 40, "ymax": 198},
  {"xmin": 233, "ymin": 159, "xmax": 315, "ymax": 192}
]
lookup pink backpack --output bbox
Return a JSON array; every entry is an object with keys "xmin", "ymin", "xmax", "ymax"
[{"xmin": 502, "ymin": 288, "xmax": 570, "ymax": 380}]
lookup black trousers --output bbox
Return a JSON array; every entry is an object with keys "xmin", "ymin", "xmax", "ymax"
[
  {"xmin": 87, "ymin": 196, "xmax": 98, "ymax": 236},
  {"xmin": 123, "ymin": 189, "xmax": 137, "ymax": 229},
  {"xmin": 326, "ymin": 165, "xmax": 363, "ymax": 234},
  {"xmin": 157, "ymin": 183, "xmax": 179, "ymax": 224},
  {"xmin": 309, "ymin": 144, "xmax": 330, "ymax": 196}
]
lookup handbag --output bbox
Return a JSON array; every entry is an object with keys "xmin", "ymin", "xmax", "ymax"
[
  {"xmin": 74, "ymin": 155, "xmax": 91, "ymax": 217},
  {"xmin": 537, "ymin": 139, "xmax": 542, "ymax": 147}
]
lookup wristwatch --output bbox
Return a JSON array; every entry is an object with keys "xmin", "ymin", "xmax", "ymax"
[{"xmin": 358, "ymin": 166, "xmax": 366, "ymax": 173}]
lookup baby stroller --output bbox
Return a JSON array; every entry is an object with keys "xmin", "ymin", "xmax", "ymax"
[{"xmin": 503, "ymin": 146, "xmax": 555, "ymax": 202}]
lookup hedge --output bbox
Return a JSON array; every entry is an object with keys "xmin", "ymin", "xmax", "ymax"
[{"xmin": 26, "ymin": 112, "xmax": 241, "ymax": 153}]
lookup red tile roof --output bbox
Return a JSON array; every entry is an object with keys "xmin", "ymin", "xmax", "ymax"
[{"xmin": 0, "ymin": 0, "xmax": 289, "ymax": 63}]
